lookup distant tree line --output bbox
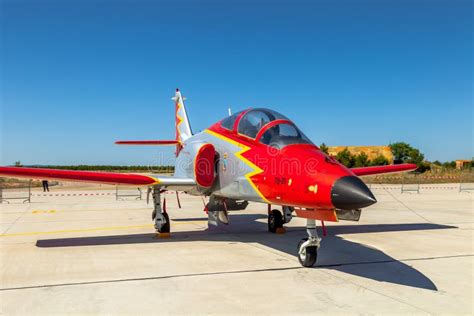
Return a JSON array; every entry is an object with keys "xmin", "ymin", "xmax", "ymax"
[
  {"xmin": 389, "ymin": 142, "xmax": 473, "ymax": 171},
  {"xmin": 319, "ymin": 144, "xmax": 389, "ymax": 168},
  {"xmin": 22, "ymin": 165, "xmax": 175, "ymax": 172},
  {"xmin": 432, "ymin": 160, "xmax": 474, "ymax": 170},
  {"xmin": 319, "ymin": 142, "xmax": 473, "ymax": 172}
]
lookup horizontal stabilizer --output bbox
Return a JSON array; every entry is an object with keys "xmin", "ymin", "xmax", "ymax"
[
  {"xmin": 115, "ymin": 140, "xmax": 179, "ymax": 146},
  {"xmin": 351, "ymin": 163, "xmax": 417, "ymax": 176}
]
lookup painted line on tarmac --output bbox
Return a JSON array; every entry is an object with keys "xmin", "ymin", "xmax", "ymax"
[
  {"xmin": 0, "ymin": 266, "xmax": 304, "ymax": 292},
  {"xmin": 32, "ymin": 210, "xmax": 56, "ymax": 214},
  {"xmin": 0, "ymin": 220, "xmax": 208, "ymax": 237},
  {"xmin": 0, "ymin": 224, "xmax": 153, "ymax": 237},
  {"xmin": 1, "ymin": 253, "xmax": 473, "ymax": 292},
  {"xmin": 317, "ymin": 253, "xmax": 474, "ymax": 268}
]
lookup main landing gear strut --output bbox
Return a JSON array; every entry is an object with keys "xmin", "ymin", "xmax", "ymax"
[
  {"xmin": 267, "ymin": 205, "xmax": 293, "ymax": 233},
  {"xmin": 151, "ymin": 187, "xmax": 170, "ymax": 235}
]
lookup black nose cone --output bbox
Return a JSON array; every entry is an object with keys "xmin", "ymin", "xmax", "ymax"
[{"xmin": 331, "ymin": 176, "xmax": 377, "ymax": 210}]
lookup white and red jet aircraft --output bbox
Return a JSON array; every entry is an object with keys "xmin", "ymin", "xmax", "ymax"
[{"xmin": 0, "ymin": 89, "xmax": 416, "ymax": 267}]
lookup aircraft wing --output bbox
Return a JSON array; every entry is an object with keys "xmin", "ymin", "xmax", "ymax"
[
  {"xmin": 350, "ymin": 163, "xmax": 417, "ymax": 176},
  {"xmin": 115, "ymin": 140, "xmax": 179, "ymax": 145},
  {"xmin": 0, "ymin": 167, "xmax": 195, "ymax": 189}
]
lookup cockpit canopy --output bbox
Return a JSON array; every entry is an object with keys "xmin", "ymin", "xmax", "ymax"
[{"xmin": 220, "ymin": 108, "xmax": 313, "ymax": 149}]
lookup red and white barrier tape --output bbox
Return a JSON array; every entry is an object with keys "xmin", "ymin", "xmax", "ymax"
[
  {"xmin": 32, "ymin": 192, "xmax": 115, "ymax": 197},
  {"xmin": 31, "ymin": 190, "xmax": 180, "ymax": 197},
  {"xmin": 370, "ymin": 186, "xmax": 470, "ymax": 190}
]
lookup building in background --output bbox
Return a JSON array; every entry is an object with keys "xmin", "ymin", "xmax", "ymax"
[
  {"xmin": 455, "ymin": 160, "xmax": 472, "ymax": 170},
  {"xmin": 328, "ymin": 146, "xmax": 394, "ymax": 164}
]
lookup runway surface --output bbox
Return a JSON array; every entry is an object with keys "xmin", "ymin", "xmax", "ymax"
[{"xmin": 1, "ymin": 184, "xmax": 472, "ymax": 315}]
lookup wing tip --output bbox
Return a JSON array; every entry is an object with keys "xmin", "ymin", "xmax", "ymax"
[{"xmin": 401, "ymin": 163, "xmax": 418, "ymax": 171}]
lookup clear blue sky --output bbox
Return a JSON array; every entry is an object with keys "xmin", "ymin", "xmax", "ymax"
[{"xmin": 1, "ymin": 0, "xmax": 472, "ymax": 165}]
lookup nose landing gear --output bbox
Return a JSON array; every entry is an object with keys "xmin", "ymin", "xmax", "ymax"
[{"xmin": 297, "ymin": 219, "xmax": 321, "ymax": 267}]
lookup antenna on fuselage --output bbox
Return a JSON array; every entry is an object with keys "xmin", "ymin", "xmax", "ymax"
[{"xmin": 228, "ymin": 108, "xmax": 232, "ymax": 116}]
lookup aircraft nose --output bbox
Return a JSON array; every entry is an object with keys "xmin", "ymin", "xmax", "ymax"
[{"xmin": 331, "ymin": 176, "xmax": 377, "ymax": 210}]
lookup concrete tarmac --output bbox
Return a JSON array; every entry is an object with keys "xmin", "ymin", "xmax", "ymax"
[{"xmin": 0, "ymin": 184, "xmax": 473, "ymax": 315}]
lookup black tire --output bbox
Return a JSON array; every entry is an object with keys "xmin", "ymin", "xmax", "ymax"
[
  {"xmin": 268, "ymin": 209, "xmax": 283, "ymax": 233},
  {"xmin": 297, "ymin": 238, "xmax": 317, "ymax": 267},
  {"xmin": 158, "ymin": 213, "xmax": 170, "ymax": 233}
]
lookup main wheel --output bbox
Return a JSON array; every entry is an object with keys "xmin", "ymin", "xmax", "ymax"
[
  {"xmin": 297, "ymin": 238, "xmax": 317, "ymax": 267},
  {"xmin": 157, "ymin": 213, "xmax": 170, "ymax": 233},
  {"xmin": 268, "ymin": 209, "xmax": 283, "ymax": 233}
]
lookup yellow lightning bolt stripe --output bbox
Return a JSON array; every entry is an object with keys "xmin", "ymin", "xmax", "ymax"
[
  {"xmin": 147, "ymin": 176, "xmax": 161, "ymax": 185},
  {"xmin": 176, "ymin": 99, "xmax": 184, "ymax": 142},
  {"xmin": 130, "ymin": 174, "xmax": 160, "ymax": 186},
  {"xmin": 204, "ymin": 129, "xmax": 270, "ymax": 203}
]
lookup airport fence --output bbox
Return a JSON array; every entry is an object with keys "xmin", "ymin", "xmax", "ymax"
[
  {"xmin": 115, "ymin": 186, "xmax": 143, "ymax": 201},
  {"xmin": 365, "ymin": 169, "xmax": 474, "ymax": 194},
  {"xmin": 459, "ymin": 169, "xmax": 474, "ymax": 193},
  {"xmin": 401, "ymin": 172, "xmax": 420, "ymax": 194},
  {"xmin": 0, "ymin": 181, "xmax": 31, "ymax": 203}
]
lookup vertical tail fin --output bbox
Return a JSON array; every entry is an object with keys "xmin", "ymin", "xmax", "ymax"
[{"xmin": 172, "ymin": 89, "xmax": 193, "ymax": 155}]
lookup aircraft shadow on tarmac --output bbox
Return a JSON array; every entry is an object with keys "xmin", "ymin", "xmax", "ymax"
[{"xmin": 36, "ymin": 213, "xmax": 457, "ymax": 291}]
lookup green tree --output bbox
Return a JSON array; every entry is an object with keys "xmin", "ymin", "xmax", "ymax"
[
  {"xmin": 14, "ymin": 161, "xmax": 22, "ymax": 167},
  {"xmin": 319, "ymin": 143, "xmax": 329, "ymax": 154},
  {"xmin": 460, "ymin": 159, "xmax": 474, "ymax": 170},
  {"xmin": 389, "ymin": 142, "xmax": 424, "ymax": 166},
  {"xmin": 442, "ymin": 161, "xmax": 456, "ymax": 169},
  {"xmin": 370, "ymin": 155, "xmax": 389, "ymax": 166},
  {"xmin": 354, "ymin": 152, "xmax": 370, "ymax": 167},
  {"xmin": 417, "ymin": 161, "xmax": 431, "ymax": 173},
  {"xmin": 336, "ymin": 148, "xmax": 355, "ymax": 167}
]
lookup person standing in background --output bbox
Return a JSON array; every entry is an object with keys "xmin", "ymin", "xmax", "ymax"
[{"xmin": 42, "ymin": 180, "xmax": 49, "ymax": 192}]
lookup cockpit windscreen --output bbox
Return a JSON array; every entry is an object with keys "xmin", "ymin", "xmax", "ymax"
[
  {"xmin": 237, "ymin": 109, "xmax": 288, "ymax": 139},
  {"xmin": 260, "ymin": 123, "xmax": 313, "ymax": 148}
]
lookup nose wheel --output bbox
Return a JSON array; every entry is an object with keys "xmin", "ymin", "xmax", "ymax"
[
  {"xmin": 297, "ymin": 219, "xmax": 320, "ymax": 267},
  {"xmin": 297, "ymin": 238, "xmax": 318, "ymax": 267}
]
